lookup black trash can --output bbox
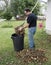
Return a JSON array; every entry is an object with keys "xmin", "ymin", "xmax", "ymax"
[{"xmin": 11, "ymin": 33, "xmax": 24, "ymax": 51}]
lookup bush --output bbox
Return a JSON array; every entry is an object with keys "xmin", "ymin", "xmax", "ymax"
[{"xmin": 3, "ymin": 9, "xmax": 12, "ymax": 20}]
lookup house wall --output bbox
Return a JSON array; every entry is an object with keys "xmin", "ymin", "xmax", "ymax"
[{"xmin": 46, "ymin": 0, "xmax": 51, "ymax": 35}]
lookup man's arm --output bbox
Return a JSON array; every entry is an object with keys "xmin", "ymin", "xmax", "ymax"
[
  {"xmin": 18, "ymin": 23, "xmax": 29, "ymax": 31},
  {"xmin": 23, "ymin": 23, "xmax": 29, "ymax": 29}
]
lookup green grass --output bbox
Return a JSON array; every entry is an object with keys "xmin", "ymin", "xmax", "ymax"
[{"xmin": 0, "ymin": 20, "xmax": 51, "ymax": 65}]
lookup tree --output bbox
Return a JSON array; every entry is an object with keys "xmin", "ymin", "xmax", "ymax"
[
  {"xmin": 3, "ymin": 0, "xmax": 9, "ymax": 7},
  {"xmin": 0, "ymin": 0, "xmax": 6, "ymax": 17},
  {"xmin": 0, "ymin": 0, "xmax": 12, "ymax": 20},
  {"xmin": 11, "ymin": 0, "xmax": 40, "ymax": 17}
]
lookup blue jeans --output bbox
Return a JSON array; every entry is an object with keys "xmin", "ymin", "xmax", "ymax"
[{"xmin": 28, "ymin": 27, "xmax": 36, "ymax": 48}]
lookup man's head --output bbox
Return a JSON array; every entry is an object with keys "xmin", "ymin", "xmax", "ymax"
[{"xmin": 24, "ymin": 8, "xmax": 31, "ymax": 16}]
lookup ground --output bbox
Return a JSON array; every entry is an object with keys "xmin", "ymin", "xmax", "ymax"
[{"xmin": 0, "ymin": 20, "xmax": 51, "ymax": 65}]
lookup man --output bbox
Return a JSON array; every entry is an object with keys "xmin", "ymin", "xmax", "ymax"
[{"xmin": 19, "ymin": 8, "xmax": 37, "ymax": 49}]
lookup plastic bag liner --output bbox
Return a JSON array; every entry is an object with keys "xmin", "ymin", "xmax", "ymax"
[{"xmin": 11, "ymin": 33, "xmax": 24, "ymax": 51}]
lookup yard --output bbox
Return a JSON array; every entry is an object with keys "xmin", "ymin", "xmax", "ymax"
[{"xmin": 0, "ymin": 20, "xmax": 51, "ymax": 65}]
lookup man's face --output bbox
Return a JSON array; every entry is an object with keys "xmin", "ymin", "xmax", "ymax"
[{"xmin": 24, "ymin": 11, "xmax": 28, "ymax": 16}]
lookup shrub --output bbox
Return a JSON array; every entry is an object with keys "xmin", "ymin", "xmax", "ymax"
[{"xmin": 3, "ymin": 8, "xmax": 12, "ymax": 20}]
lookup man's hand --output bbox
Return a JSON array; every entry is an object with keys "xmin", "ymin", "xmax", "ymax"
[{"xmin": 18, "ymin": 27, "xmax": 23, "ymax": 31}]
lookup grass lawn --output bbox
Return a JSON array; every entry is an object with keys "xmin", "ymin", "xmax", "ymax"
[{"xmin": 0, "ymin": 20, "xmax": 51, "ymax": 65}]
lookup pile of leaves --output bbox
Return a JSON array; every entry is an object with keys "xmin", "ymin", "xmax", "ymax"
[
  {"xmin": 15, "ymin": 23, "xmax": 25, "ymax": 35},
  {"xmin": 16, "ymin": 49, "xmax": 48, "ymax": 65}
]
